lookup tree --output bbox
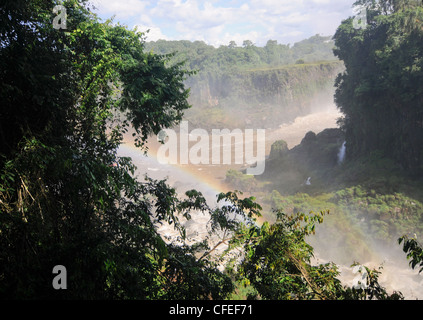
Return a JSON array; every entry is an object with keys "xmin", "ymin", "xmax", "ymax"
[
  {"xmin": 399, "ymin": 235, "xmax": 423, "ymax": 273},
  {"xmin": 264, "ymin": 39, "xmax": 281, "ymax": 65},
  {"xmin": 238, "ymin": 210, "xmax": 403, "ymax": 300},
  {"xmin": 159, "ymin": 191, "xmax": 263, "ymax": 300},
  {"xmin": 333, "ymin": 1, "xmax": 423, "ymax": 173},
  {"xmin": 0, "ymin": 0, "xmax": 241, "ymax": 299},
  {"xmin": 354, "ymin": 0, "xmax": 422, "ymax": 15},
  {"xmin": 228, "ymin": 40, "xmax": 237, "ymax": 49},
  {"xmin": 239, "ymin": 210, "xmax": 344, "ymax": 300},
  {"xmin": 242, "ymin": 40, "xmax": 254, "ymax": 48}
]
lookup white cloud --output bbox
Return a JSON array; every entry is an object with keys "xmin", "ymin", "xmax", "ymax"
[
  {"xmin": 135, "ymin": 25, "xmax": 169, "ymax": 41},
  {"xmin": 151, "ymin": 0, "xmax": 234, "ymax": 30},
  {"xmin": 213, "ymin": 30, "xmax": 261, "ymax": 48},
  {"xmin": 312, "ymin": 0, "xmax": 331, "ymax": 4},
  {"xmin": 94, "ymin": 0, "xmax": 356, "ymax": 46},
  {"xmin": 93, "ymin": 0, "xmax": 148, "ymax": 18}
]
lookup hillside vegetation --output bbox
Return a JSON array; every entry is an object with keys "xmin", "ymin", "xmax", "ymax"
[
  {"xmin": 145, "ymin": 34, "xmax": 337, "ymax": 72},
  {"xmin": 146, "ymin": 37, "xmax": 343, "ymax": 129}
]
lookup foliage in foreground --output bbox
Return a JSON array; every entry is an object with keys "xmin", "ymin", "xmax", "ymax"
[{"xmin": 236, "ymin": 210, "xmax": 403, "ymax": 300}]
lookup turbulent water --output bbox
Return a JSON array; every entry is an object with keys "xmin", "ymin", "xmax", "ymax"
[
  {"xmin": 313, "ymin": 240, "xmax": 423, "ymax": 299},
  {"xmin": 266, "ymin": 104, "xmax": 342, "ymax": 149},
  {"xmin": 118, "ymin": 104, "xmax": 423, "ymax": 299}
]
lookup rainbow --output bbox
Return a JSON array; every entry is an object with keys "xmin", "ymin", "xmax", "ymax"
[{"xmin": 117, "ymin": 141, "xmax": 230, "ymax": 206}]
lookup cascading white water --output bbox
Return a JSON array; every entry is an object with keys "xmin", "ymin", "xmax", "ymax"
[{"xmin": 337, "ymin": 141, "xmax": 346, "ymax": 164}]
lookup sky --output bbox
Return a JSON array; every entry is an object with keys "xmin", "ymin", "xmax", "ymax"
[{"xmin": 91, "ymin": 0, "xmax": 357, "ymax": 47}]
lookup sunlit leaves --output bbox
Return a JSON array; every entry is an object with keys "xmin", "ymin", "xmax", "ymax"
[
  {"xmin": 399, "ymin": 235, "xmax": 423, "ymax": 273},
  {"xmin": 238, "ymin": 210, "xmax": 340, "ymax": 300}
]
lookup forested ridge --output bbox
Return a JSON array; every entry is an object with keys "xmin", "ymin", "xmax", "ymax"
[
  {"xmin": 144, "ymin": 35, "xmax": 337, "ymax": 72},
  {"xmin": 146, "ymin": 37, "xmax": 343, "ymax": 129},
  {"xmin": 1, "ymin": 0, "xmax": 423, "ymax": 301}
]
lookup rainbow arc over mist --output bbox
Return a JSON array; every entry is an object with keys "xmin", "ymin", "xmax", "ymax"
[{"xmin": 117, "ymin": 141, "xmax": 230, "ymax": 206}]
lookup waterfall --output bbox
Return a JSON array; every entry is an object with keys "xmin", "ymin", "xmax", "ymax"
[{"xmin": 337, "ymin": 141, "xmax": 346, "ymax": 164}]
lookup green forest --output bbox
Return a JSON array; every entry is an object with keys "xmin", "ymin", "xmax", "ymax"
[
  {"xmin": 144, "ymin": 34, "xmax": 337, "ymax": 72},
  {"xmin": 1, "ymin": 0, "xmax": 423, "ymax": 301}
]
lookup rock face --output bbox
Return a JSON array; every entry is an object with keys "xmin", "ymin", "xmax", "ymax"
[
  {"xmin": 290, "ymin": 128, "xmax": 345, "ymax": 170},
  {"xmin": 269, "ymin": 128, "xmax": 344, "ymax": 166},
  {"xmin": 261, "ymin": 128, "xmax": 345, "ymax": 189},
  {"xmin": 186, "ymin": 61, "xmax": 344, "ymax": 129}
]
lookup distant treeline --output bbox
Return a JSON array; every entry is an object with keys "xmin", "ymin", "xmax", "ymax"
[{"xmin": 144, "ymin": 34, "xmax": 338, "ymax": 74}]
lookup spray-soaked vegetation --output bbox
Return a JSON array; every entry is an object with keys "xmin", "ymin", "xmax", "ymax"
[{"xmin": 334, "ymin": 0, "xmax": 423, "ymax": 174}]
